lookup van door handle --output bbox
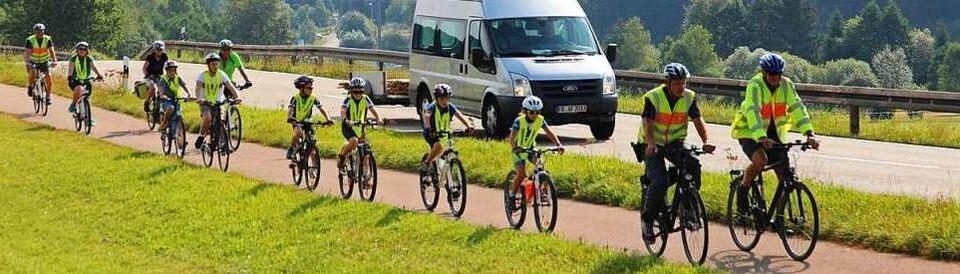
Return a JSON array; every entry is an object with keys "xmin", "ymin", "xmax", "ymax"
[{"xmin": 463, "ymin": 64, "xmax": 468, "ymax": 74}]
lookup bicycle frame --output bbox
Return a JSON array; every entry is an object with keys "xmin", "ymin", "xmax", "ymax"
[{"xmin": 644, "ymin": 147, "xmax": 705, "ymax": 235}]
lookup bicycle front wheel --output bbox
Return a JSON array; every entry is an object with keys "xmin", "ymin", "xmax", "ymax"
[
  {"xmin": 532, "ymin": 174, "xmax": 558, "ymax": 233},
  {"xmin": 305, "ymin": 147, "xmax": 322, "ymax": 191},
  {"xmin": 147, "ymin": 99, "xmax": 158, "ymax": 130},
  {"xmin": 290, "ymin": 148, "xmax": 304, "ymax": 187},
  {"xmin": 338, "ymin": 156, "xmax": 355, "ymax": 199},
  {"xmin": 358, "ymin": 153, "xmax": 378, "ymax": 202},
  {"xmin": 201, "ymin": 140, "xmax": 214, "ymax": 167},
  {"xmin": 777, "ymin": 183, "xmax": 820, "ymax": 261},
  {"xmin": 418, "ymin": 154, "xmax": 440, "ymax": 211},
  {"xmin": 161, "ymin": 124, "xmax": 173, "ymax": 156},
  {"xmin": 228, "ymin": 107, "xmax": 242, "ymax": 151},
  {"xmin": 83, "ymin": 100, "xmax": 92, "ymax": 135},
  {"xmin": 32, "ymin": 88, "xmax": 41, "ymax": 114},
  {"xmin": 216, "ymin": 125, "xmax": 231, "ymax": 171},
  {"xmin": 727, "ymin": 180, "xmax": 763, "ymax": 251},
  {"xmin": 503, "ymin": 171, "xmax": 526, "ymax": 230},
  {"xmin": 38, "ymin": 83, "xmax": 48, "ymax": 116},
  {"xmin": 174, "ymin": 119, "xmax": 187, "ymax": 159},
  {"xmin": 680, "ymin": 191, "xmax": 709, "ymax": 265},
  {"xmin": 446, "ymin": 159, "xmax": 467, "ymax": 218}
]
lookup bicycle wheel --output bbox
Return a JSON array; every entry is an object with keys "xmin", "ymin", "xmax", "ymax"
[
  {"xmin": 446, "ymin": 158, "xmax": 468, "ymax": 218},
  {"xmin": 228, "ymin": 107, "xmax": 242, "ymax": 151},
  {"xmin": 73, "ymin": 111, "xmax": 83, "ymax": 132},
  {"xmin": 147, "ymin": 99, "xmax": 158, "ymax": 130},
  {"xmin": 290, "ymin": 147, "xmax": 304, "ymax": 186},
  {"xmin": 38, "ymin": 83, "xmax": 48, "ymax": 116},
  {"xmin": 161, "ymin": 124, "xmax": 173, "ymax": 155},
  {"xmin": 216, "ymin": 124, "xmax": 231, "ymax": 171},
  {"xmin": 533, "ymin": 174, "xmax": 558, "ymax": 232},
  {"xmin": 680, "ymin": 191, "xmax": 709, "ymax": 265},
  {"xmin": 418, "ymin": 154, "xmax": 440, "ymax": 211},
  {"xmin": 358, "ymin": 153, "xmax": 378, "ymax": 202},
  {"xmin": 727, "ymin": 180, "xmax": 763, "ymax": 251},
  {"xmin": 201, "ymin": 141, "xmax": 214, "ymax": 167},
  {"xmin": 305, "ymin": 147, "xmax": 322, "ymax": 191},
  {"xmin": 83, "ymin": 100, "xmax": 92, "ymax": 135},
  {"xmin": 640, "ymin": 197, "xmax": 668, "ymax": 257},
  {"xmin": 338, "ymin": 155, "xmax": 355, "ymax": 199},
  {"xmin": 32, "ymin": 87, "xmax": 41, "ymax": 114},
  {"xmin": 174, "ymin": 119, "xmax": 187, "ymax": 159},
  {"xmin": 777, "ymin": 183, "xmax": 820, "ymax": 261},
  {"xmin": 503, "ymin": 171, "xmax": 526, "ymax": 229}
]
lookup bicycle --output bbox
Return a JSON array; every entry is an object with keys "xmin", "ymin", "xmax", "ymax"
[
  {"xmin": 144, "ymin": 76, "xmax": 163, "ymax": 131},
  {"xmin": 419, "ymin": 130, "xmax": 468, "ymax": 217},
  {"xmin": 631, "ymin": 143, "xmax": 710, "ymax": 265},
  {"xmin": 225, "ymin": 82, "xmax": 252, "ymax": 152},
  {"xmin": 503, "ymin": 147, "xmax": 563, "ymax": 233},
  {"xmin": 338, "ymin": 120, "xmax": 379, "ymax": 202},
  {"xmin": 72, "ymin": 77, "xmax": 104, "ymax": 135},
  {"xmin": 289, "ymin": 120, "xmax": 333, "ymax": 191},
  {"xmin": 160, "ymin": 97, "xmax": 194, "ymax": 159},
  {"xmin": 31, "ymin": 63, "xmax": 51, "ymax": 116},
  {"xmin": 727, "ymin": 140, "xmax": 820, "ymax": 261},
  {"xmin": 199, "ymin": 100, "xmax": 235, "ymax": 171}
]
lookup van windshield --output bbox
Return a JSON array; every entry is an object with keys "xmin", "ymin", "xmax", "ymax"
[{"xmin": 488, "ymin": 17, "xmax": 600, "ymax": 58}]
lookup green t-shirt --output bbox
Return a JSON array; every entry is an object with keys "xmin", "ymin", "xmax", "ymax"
[{"xmin": 219, "ymin": 51, "xmax": 244, "ymax": 80}]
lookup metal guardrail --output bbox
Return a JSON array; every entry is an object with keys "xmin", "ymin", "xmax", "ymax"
[
  {"xmin": 154, "ymin": 41, "xmax": 960, "ymax": 135},
  {"xmin": 0, "ymin": 45, "xmax": 74, "ymax": 61}
]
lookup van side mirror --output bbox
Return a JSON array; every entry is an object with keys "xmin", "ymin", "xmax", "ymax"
[
  {"xmin": 471, "ymin": 48, "xmax": 492, "ymax": 68},
  {"xmin": 606, "ymin": 44, "xmax": 618, "ymax": 63}
]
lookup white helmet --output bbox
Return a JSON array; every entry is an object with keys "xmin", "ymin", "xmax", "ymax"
[
  {"xmin": 152, "ymin": 40, "xmax": 165, "ymax": 50},
  {"xmin": 348, "ymin": 77, "xmax": 367, "ymax": 90},
  {"xmin": 218, "ymin": 39, "xmax": 234, "ymax": 49},
  {"xmin": 521, "ymin": 96, "xmax": 543, "ymax": 111}
]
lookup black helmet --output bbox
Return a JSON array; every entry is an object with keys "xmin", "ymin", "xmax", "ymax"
[
  {"xmin": 433, "ymin": 84, "xmax": 453, "ymax": 97},
  {"xmin": 294, "ymin": 75, "xmax": 314, "ymax": 88}
]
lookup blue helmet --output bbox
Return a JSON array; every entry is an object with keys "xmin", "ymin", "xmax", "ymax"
[
  {"xmin": 759, "ymin": 53, "xmax": 786, "ymax": 74},
  {"xmin": 663, "ymin": 63, "xmax": 690, "ymax": 80}
]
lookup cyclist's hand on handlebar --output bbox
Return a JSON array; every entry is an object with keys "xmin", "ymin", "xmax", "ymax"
[
  {"xmin": 556, "ymin": 146, "xmax": 565, "ymax": 155},
  {"xmin": 760, "ymin": 138, "xmax": 776, "ymax": 149},
  {"xmin": 645, "ymin": 144, "xmax": 657, "ymax": 157},
  {"xmin": 377, "ymin": 118, "xmax": 385, "ymax": 125},
  {"xmin": 344, "ymin": 120, "xmax": 354, "ymax": 127},
  {"xmin": 807, "ymin": 136, "xmax": 820, "ymax": 150},
  {"xmin": 512, "ymin": 147, "xmax": 523, "ymax": 154},
  {"xmin": 702, "ymin": 144, "xmax": 717, "ymax": 154},
  {"xmin": 286, "ymin": 117, "xmax": 296, "ymax": 124}
]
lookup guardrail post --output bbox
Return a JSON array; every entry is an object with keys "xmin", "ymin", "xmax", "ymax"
[
  {"xmin": 291, "ymin": 55, "xmax": 298, "ymax": 65},
  {"xmin": 177, "ymin": 49, "xmax": 181, "ymax": 58},
  {"xmin": 849, "ymin": 105, "xmax": 860, "ymax": 136},
  {"xmin": 378, "ymin": 61, "xmax": 384, "ymax": 71}
]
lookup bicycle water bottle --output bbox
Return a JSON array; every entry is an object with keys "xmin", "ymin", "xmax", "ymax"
[{"xmin": 523, "ymin": 179, "xmax": 534, "ymax": 204}]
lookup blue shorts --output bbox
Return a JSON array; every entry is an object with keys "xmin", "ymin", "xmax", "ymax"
[{"xmin": 161, "ymin": 99, "xmax": 181, "ymax": 114}]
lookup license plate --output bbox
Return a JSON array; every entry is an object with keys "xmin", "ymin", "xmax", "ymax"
[{"xmin": 556, "ymin": 105, "xmax": 587, "ymax": 113}]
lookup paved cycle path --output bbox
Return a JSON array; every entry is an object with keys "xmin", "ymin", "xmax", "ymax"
[{"xmin": 2, "ymin": 83, "xmax": 958, "ymax": 274}]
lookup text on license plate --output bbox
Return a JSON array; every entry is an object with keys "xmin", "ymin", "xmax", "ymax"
[{"xmin": 556, "ymin": 105, "xmax": 587, "ymax": 113}]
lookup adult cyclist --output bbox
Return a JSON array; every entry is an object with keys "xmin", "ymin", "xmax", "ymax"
[
  {"xmin": 730, "ymin": 53, "xmax": 820, "ymax": 211},
  {"xmin": 217, "ymin": 39, "xmax": 252, "ymax": 87},
  {"xmin": 67, "ymin": 42, "xmax": 104, "ymax": 114},
  {"xmin": 24, "ymin": 23, "xmax": 58, "ymax": 103},
  {"xmin": 639, "ymin": 63, "xmax": 715, "ymax": 244},
  {"xmin": 194, "ymin": 53, "xmax": 241, "ymax": 149},
  {"xmin": 142, "ymin": 40, "xmax": 169, "ymax": 114}
]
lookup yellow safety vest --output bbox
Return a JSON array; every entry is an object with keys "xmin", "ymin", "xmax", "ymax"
[
  {"xmin": 26, "ymin": 35, "xmax": 52, "ymax": 63},
  {"xmin": 642, "ymin": 85, "xmax": 695, "ymax": 146},
  {"xmin": 293, "ymin": 94, "xmax": 318, "ymax": 121},
  {"xmin": 202, "ymin": 70, "xmax": 224, "ymax": 102},
  {"xmin": 347, "ymin": 96, "xmax": 370, "ymax": 133},
  {"xmin": 516, "ymin": 115, "xmax": 545, "ymax": 149},
  {"xmin": 731, "ymin": 73, "xmax": 814, "ymax": 142}
]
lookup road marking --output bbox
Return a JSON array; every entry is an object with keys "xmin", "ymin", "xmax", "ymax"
[{"xmin": 807, "ymin": 154, "xmax": 942, "ymax": 170}]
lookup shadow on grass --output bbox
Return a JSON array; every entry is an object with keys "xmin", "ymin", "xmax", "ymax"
[
  {"xmin": 113, "ymin": 151, "xmax": 154, "ymax": 160},
  {"xmin": 102, "ymin": 129, "xmax": 154, "ymax": 139},
  {"xmin": 24, "ymin": 124, "xmax": 52, "ymax": 131},
  {"xmin": 376, "ymin": 208, "xmax": 410, "ymax": 227},
  {"xmin": 287, "ymin": 196, "xmax": 338, "ymax": 218},
  {"xmin": 589, "ymin": 252, "xmax": 663, "ymax": 274},
  {"xmin": 246, "ymin": 183, "xmax": 280, "ymax": 197},
  {"xmin": 145, "ymin": 164, "xmax": 183, "ymax": 179},
  {"xmin": 466, "ymin": 226, "xmax": 496, "ymax": 247},
  {"xmin": 709, "ymin": 249, "xmax": 809, "ymax": 274}
]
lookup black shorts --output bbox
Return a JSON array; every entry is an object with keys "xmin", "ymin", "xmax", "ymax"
[
  {"xmin": 29, "ymin": 62, "xmax": 50, "ymax": 73},
  {"xmin": 341, "ymin": 123, "xmax": 358, "ymax": 140},
  {"xmin": 738, "ymin": 139, "xmax": 787, "ymax": 164},
  {"xmin": 68, "ymin": 78, "xmax": 92, "ymax": 91},
  {"xmin": 423, "ymin": 131, "xmax": 439, "ymax": 146}
]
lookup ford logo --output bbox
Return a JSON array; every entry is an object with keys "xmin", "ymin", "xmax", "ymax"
[{"xmin": 562, "ymin": 85, "xmax": 579, "ymax": 92}]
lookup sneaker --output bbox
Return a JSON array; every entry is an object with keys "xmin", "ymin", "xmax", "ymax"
[
  {"xmin": 45, "ymin": 98, "xmax": 52, "ymax": 105},
  {"xmin": 27, "ymin": 87, "xmax": 34, "ymax": 97},
  {"xmin": 143, "ymin": 100, "xmax": 151, "ymax": 113},
  {"xmin": 286, "ymin": 148, "xmax": 295, "ymax": 160},
  {"xmin": 642, "ymin": 221, "xmax": 656, "ymax": 244},
  {"xmin": 68, "ymin": 103, "xmax": 76, "ymax": 113},
  {"xmin": 195, "ymin": 136, "xmax": 205, "ymax": 149}
]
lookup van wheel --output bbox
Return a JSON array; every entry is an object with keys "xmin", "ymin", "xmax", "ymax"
[
  {"xmin": 416, "ymin": 91, "xmax": 432, "ymax": 119},
  {"xmin": 483, "ymin": 99, "xmax": 510, "ymax": 139},
  {"xmin": 590, "ymin": 121, "xmax": 616, "ymax": 140}
]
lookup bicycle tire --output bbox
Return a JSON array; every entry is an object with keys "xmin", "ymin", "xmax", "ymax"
[
  {"xmin": 201, "ymin": 141, "xmax": 214, "ymax": 167},
  {"xmin": 73, "ymin": 109, "xmax": 83, "ymax": 132},
  {"xmin": 32, "ymin": 88, "xmax": 41, "ymax": 114},
  {"xmin": 532, "ymin": 174, "xmax": 558, "ymax": 233},
  {"xmin": 216, "ymin": 124, "xmax": 231, "ymax": 171},
  {"xmin": 727, "ymin": 180, "xmax": 763, "ymax": 251},
  {"xmin": 38, "ymin": 83, "xmax": 48, "ymax": 116},
  {"xmin": 639, "ymin": 183, "xmax": 668, "ymax": 257},
  {"xmin": 147, "ymin": 99, "xmax": 158, "ymax": 130},
  {"xmin": 161, "ymin": 123, "xmax": 173, "ymax": 155},
  {"xmin": 358, "ymin": 153, "xmax": 378, "ymax": 202},
  {"xmin": 777, "ymin": 183, "xmax": 820, "ymax": 261},
  {"xmin": 174, "ymin": 118, "xmax": 187, "ymax": 159},
  {"xmin": 83, "ymin": 100, "xmax": 92, "ymax": 135},
  {"xmin": 503, "ymin": 171, "xmax": 526, "ymax": 230},
  {"xmin": 305, "ymin": 147, "xmax": 322, "ymax": 191},
  {"xmin": 228, "ymin": 107, "xmax": 242, "ymax": 151},
  {"xmin": 680, "ymin": 191, "xmax": 709, "ymax": 265},
  {"xmin": 290, "ymin": 146, "xmax": 304, "ymax": 186},
  {"xmin": 418, "ymin": 154, "xmax": 440, "ymax": 211},
  {"xmin": 338, "ymin": 155, "xmax": 355, "ymax": 199},
  {"xmin": 446, "ymin": 158, "xmax": 467, "ymax": 218}
]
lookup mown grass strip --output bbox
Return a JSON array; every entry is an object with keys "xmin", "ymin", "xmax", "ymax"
[
  {"xmin": 0, "ymin": 114, "xmax": 715, "ymax": 273},
  {"xmin": 2, "ymin": 55, "xmax": 959, "ymax": 261}
]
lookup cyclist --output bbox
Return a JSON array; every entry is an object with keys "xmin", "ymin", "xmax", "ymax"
[
  {"xmin": 337, "ymin": 77, "xmax": 384, "ymax": 172},
  {"xmin": 157, "ymin": 61, "xmax": 191, "ymax": 131},
  {"xmin": 286, "ymin": 76, "xmax": 331, "ymax": 160},
  {"xmin": 419, "ymin": 84, "xmax": 474, "ymax": 173},
  {"xmin": 142, "ymin": 40, "xmax": 169, "ymax": 114},
  {"xmin": 639, "ymin": 63, "xmax": 716, "ymax": 244},
  {"xmin": 730, "ymin": 53, "xmax": 820, "ymax": 211},
  {"xmin": 67, "ymin": 42, "xmax": 104, "ymax": 114},
  {"xmin": 194, "ymin": 53, "xmax": 241, "ymax": 149},
  {"xmin": 24, "ymin": 23, "xmax": 58, "ymax": 103},
  {"xmin": 217, "ymin": 39, "xmax": 252, "ymax": 87},
  {"xmin": 506, "ymin": 96, "xmax": 564, "ymax": 210}
]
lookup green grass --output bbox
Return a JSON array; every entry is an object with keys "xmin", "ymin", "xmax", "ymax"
[
  {"xmin": 3, "ymin": 54, "xmax": 960, "ymax": 261},
  {"xmin": 0, "ymin": 114, "xmax": 716, "ymax": 273},
  {"xmin": 618, "ymin": 90, "xmax": 960, "ymax": 149}
]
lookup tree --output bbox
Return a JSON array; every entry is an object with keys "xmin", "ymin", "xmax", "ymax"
[
  {"xmin": 684, "ymin": 0, "xmax": 747, "ymax": 57},
  {"xmin": 823, "ymin": 11, "xmax": 848, "ymax": 61},
  {"xmin": 384, "ymin": 0, "xmax": 415, "ymax": 25},
  {"xmin": 661, "ymin": 25, "xmax": 723, "ymax": 77},
  {"xmin": 378, "ymin": 24, "xmax": 409, "ymax": 52},
  {"xmin": 723, "ymin": 46, "xmax": 765, "ymax": 79},
  {"xmin": 781, "ymin": 52, "xmax": 822, "ymax": 84},
  {"xmin": 296, "ymin": 19, "xmax": 320, "ymax": 44},
  {"xmin": 780, "ymin": 0, "xmax": 819, "ymax": 58},
  {"xmin": 871, "ymin": 47, "xmax": 916, "ymax": 89},
  {"xmin": 608, "ymin": 17, "xmax": 660, "ymax": 72},
  {"xmin": 340, "ymin": 30, "xmax": 374, "ymax": 49},
  {"xmin": 906, "ymin": 29, "xmax": 936, "ymax": 85},
  {"xmin": 818, "ymin": 59, "xmax": 879, "ymax": 87},
  {"xmin": 225, "ymin": 0, "xmax": 296, "ymax": 45},
  {"xmin": 0, "ymin": 0, "xmax": 139, "ymax": 57},
  {"xmin": 845, "ymin": 1, "xmax": 883, "ymax": 61},
  {"xmin": 878, "ymin": 1, "xmax": 910, "ymax": 51},
  {"xmin": 338, "ymin": 11, "xmax": 375, "ymax": 37},
  {"xmin": 936, "ymin": 43, "xmax": 960, "ymax": 92}
]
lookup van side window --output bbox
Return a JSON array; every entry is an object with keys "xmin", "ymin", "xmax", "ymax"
[
  {"xmin": 469, "ymin": 20, "xmax": 495, "ymax": 75},
  {"xmin": 437, "ymin": 19, "xmax": 465, "ymax": 59},
  {"xmin": 413, "ymin": 17, "xmax": 437, "ymax": 53}
]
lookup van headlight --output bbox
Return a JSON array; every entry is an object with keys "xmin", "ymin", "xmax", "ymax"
[
  {"xmin": 602, "ymin": 71, "xmax": 617, "ymax": 95},
  {"xmin": 511, "ymin": 73, "xmax": 532, "ymax": 96}
]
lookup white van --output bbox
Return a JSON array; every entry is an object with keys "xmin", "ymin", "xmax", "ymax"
[{"xmin": 409, "ymin": 0, "xmax": 619, "ymax": 139}]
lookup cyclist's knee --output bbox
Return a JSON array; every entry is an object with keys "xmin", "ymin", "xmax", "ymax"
[{"xmin": 749, "ymin": 151, "xmax": 767, "ymax": 168}]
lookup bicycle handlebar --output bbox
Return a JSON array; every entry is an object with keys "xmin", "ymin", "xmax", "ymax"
[
  {"xmin": 520, "ymin": 147, "xmax": 564, "ymax": 154},
  {"xmin": 234, "ymin": 82, "xmax": 253, "ymax": 91},
  {"xmin": 772, "ymin": 140, "xmax": 815, "ymax": 151},
  {"xmin": 661, "ymin": 146, "xmax": 710, "ymax": 156},
  {"xmin": 294, "ymin": 120, "xmax": 334, "ymax": 127}
]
